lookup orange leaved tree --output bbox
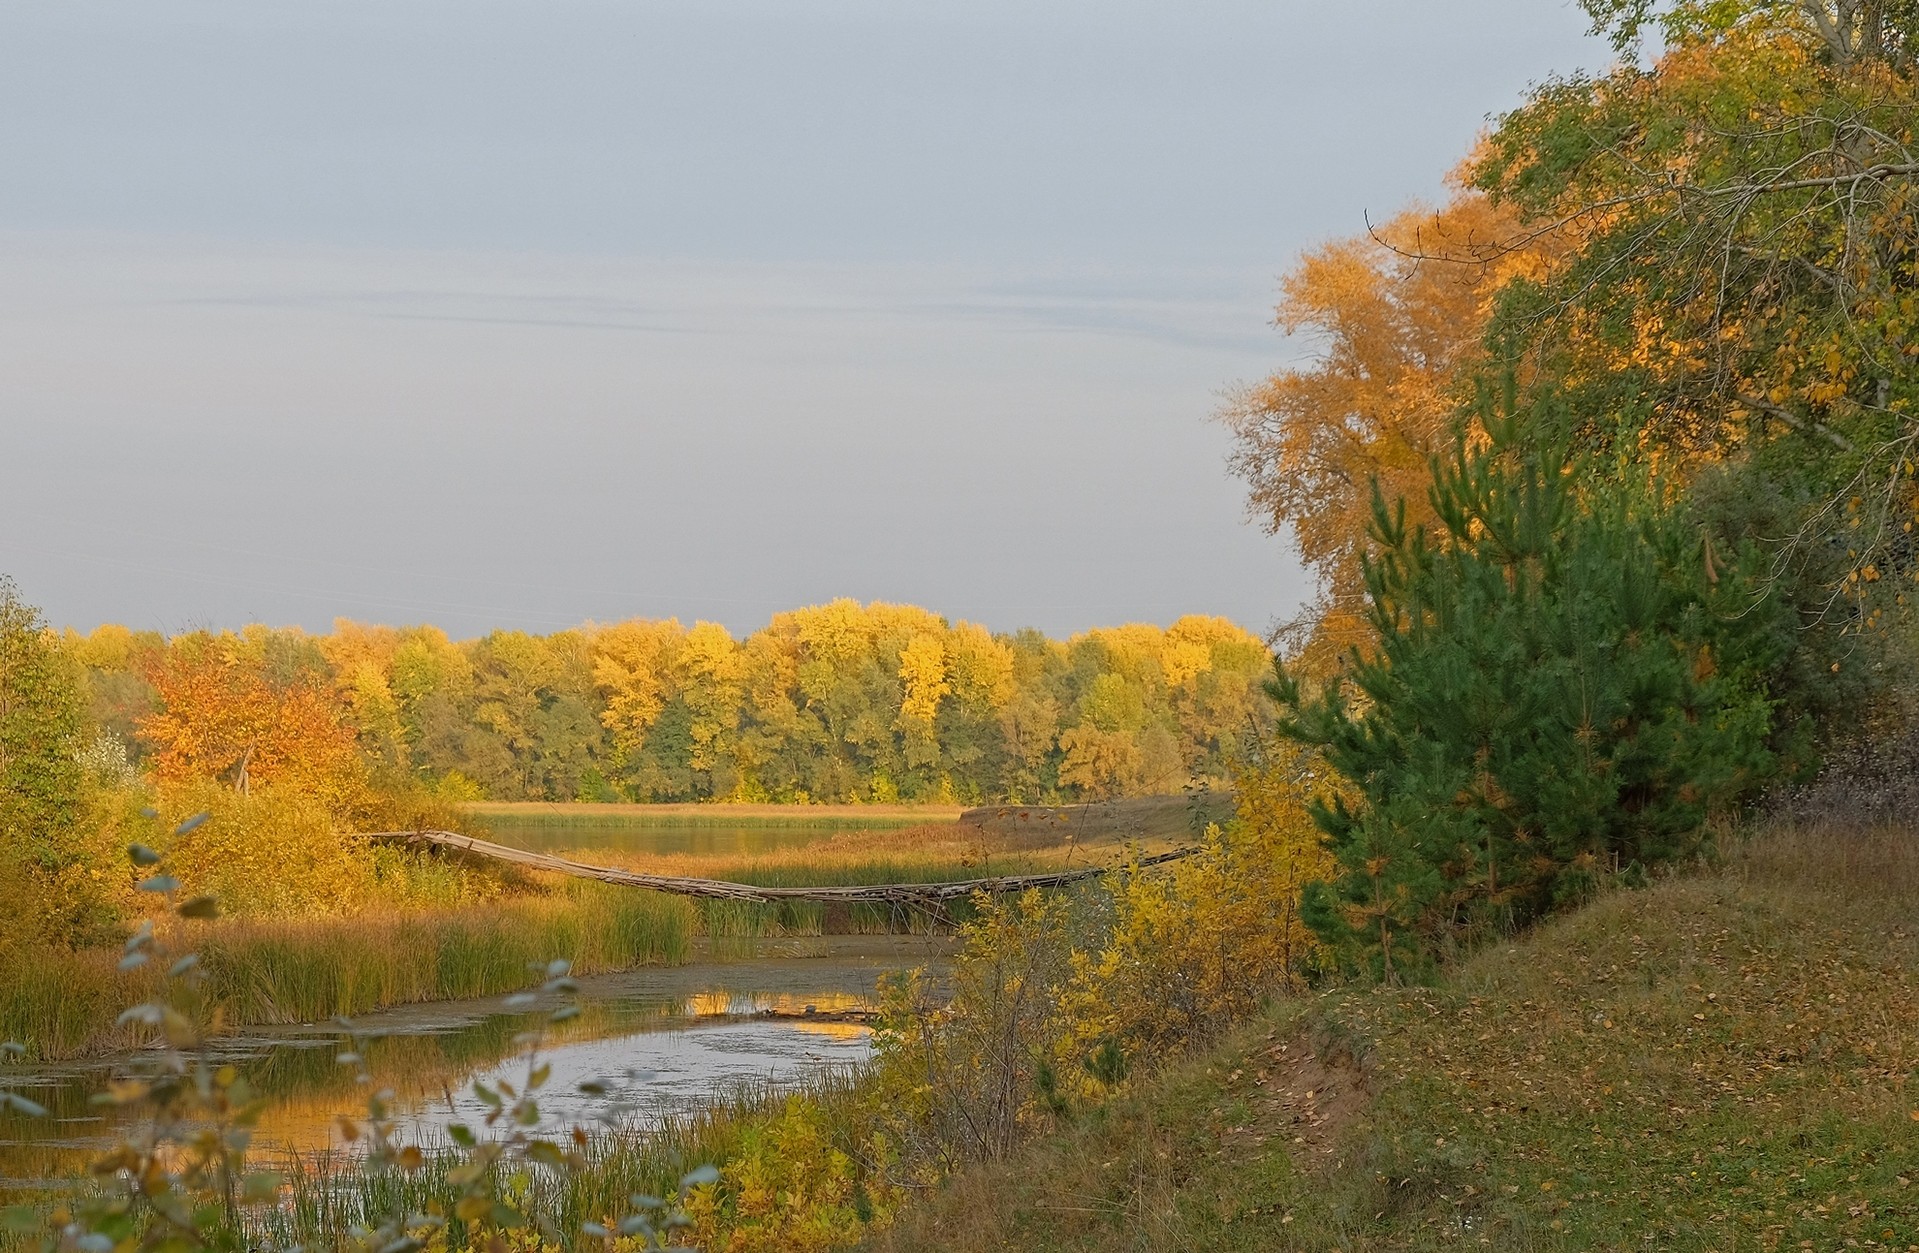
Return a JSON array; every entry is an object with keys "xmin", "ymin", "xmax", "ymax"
[
  {"xmin": 1218, "ymin": 188, "xmax": 1555, "ymax": 667},
  {"xmin": 139, "ymin": 630, "xmax": 364, "ymax": 811}
]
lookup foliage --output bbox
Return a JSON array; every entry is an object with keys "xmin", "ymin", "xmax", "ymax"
[
  {"xmin": 869, "ymin": 890, "xmax": 1087, "ymax": 1169},
  {"xmin": 682, "ymin": 1096, "xmax": 898, "ymax": 1252},
  {"xmin": 1216, "ymin": 191, "xmax": 1560, "ymax": 667},
  {"xmin": 1581, "ymin": 0, "xmax": 1919, "ymax": 63},
  {"xmin": 66, "ymin": 604, "xmax": 1271, "ymax": 808},
  {"xmin": 1474, "ymin": 0, "xmax": 1919, "ymax": 606},
  {"xmin": 1275, "ymin": 397, "xmax": 1782, "ymax": 978},
  {"xmin": 868, "ymin": 751, "xmax": 1335, "ymax": 1170},
  {"xmin": 21, "ymin": 815, "xmax": 283, "ymax": 1253},
  {"xmin": 151, "ymin": 784, "xmax": 372, "ymax": 918},
  {"xmin": 139, "ymin": 629, "xmax": 365, "ymax": 811},
  {"xmin": 1061, "ymin": 736, "xmax": 1333, "ymax": 1059},
  {"xmin": 0, "ymin": 577, "xmax": 86, "ymax": 863},
  {"xmin": 0, "ymin": 578, "xmax": 121, "ymax": 954}
]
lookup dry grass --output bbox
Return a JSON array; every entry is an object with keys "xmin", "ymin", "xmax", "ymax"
[
  {"xmin": 572, "ymin": 819, "xmax": 1172, "ymax": 879},
  {"xmin": 462, "ymin": 801, "xmax": 962, "ymax": 824},
  {"xmin": 0, "ymin": 883, "xmax": 692, "ymax": 1060}
]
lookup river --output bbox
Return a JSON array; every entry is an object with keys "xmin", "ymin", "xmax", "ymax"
[{"xmin": 0, "ymin": 934, "xmax": 949, "ymax": 1191}]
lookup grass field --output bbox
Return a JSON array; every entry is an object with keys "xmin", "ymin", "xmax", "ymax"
[{"xmin": 873, "ymin": 820, "xmax": 1919, "ymax": 1251}]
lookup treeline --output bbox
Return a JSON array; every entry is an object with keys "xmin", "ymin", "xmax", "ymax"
[{"xmin": 66, "ymin": 601, "xmax": 1271, "ymax": 806}]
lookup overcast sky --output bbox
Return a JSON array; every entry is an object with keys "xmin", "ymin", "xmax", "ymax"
[{"xmin": 0, "ymin": 1, "xmax": 1604, "ymax": 640}]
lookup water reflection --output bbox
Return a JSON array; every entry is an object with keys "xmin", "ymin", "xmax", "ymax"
[{"xmin": 0, "ymin": 936, "xmax": 946, "ymax": 1189}]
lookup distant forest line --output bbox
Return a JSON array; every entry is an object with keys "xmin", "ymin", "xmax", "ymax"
[{"xmin": 68, "ymin": 600, "xmax": 1273, "ymax": 805}]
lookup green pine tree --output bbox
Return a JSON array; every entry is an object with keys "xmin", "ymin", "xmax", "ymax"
[{"xmin": 1276, "ymin": 395, "xmax": 1784, "ymax": 978}]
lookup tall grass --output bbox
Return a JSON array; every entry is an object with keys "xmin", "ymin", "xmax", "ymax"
[
  {"xmin": 258, "ymin": 1068, "xmax": 877, "ymax": 1252},
  {"xmin": 0, "ymin": 824, "xmax": 1073, "ymax": 1058},
  {"xmin": 0, "ymin": 883, "xmax": 693, "ymax": 1060}
]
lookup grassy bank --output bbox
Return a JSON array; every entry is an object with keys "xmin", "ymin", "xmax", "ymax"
[
  {"xmin": 564, "ymin": 821, "xmax": 1107, "ymax": 939},
  {"xmin": 0, "ymin": 882, "xmax": 694, "ymax": 1060},
  {"xmin": 579, "ymin": 818, "xmax": 1150, "ymax": 879},
  {"xmin": 0, "ymin": 823, "xmax": 1072, "ymax": 1061},
  {"xmin": 873, "ymin": 821, "xmax": 1919, "ymax": 1251},
  {"xmin": 958, "ymin": 789, "xmax": 1232, "ymax": 844}
]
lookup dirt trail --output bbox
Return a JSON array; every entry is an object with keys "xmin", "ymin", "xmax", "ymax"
[{"xmin": 1220, "ymin": 1031, "xmax": 1369, "ymax": 1165}]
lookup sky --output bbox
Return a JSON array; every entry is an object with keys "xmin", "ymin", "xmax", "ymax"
[{"xmin": 0, "ymin": 1, "xmax": 1605, "ymax": 641}]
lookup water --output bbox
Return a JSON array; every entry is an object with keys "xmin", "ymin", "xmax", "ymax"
[
  {"xmin": 0, "ymin": 936, "xmax": 949, "ymax": 1189},
  {"xmin": 479, "ymin": 817, "xmax": 933, "ymax": 857}
]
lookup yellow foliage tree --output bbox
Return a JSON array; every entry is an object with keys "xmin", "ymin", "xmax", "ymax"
[
  {"xmin": 1218, "ymin": 189, "xmax": 1554, "ymax": 666},
  {"xmin": 587, "ymin": 618, "xmax": 687, "ymax": 755}
]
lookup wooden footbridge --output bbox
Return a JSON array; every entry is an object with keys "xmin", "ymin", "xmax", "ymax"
[{"xmin": 366, "ymin": 829, "xmax": 1197, "ymax": 906}]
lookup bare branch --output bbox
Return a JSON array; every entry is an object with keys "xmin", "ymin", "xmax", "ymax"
[{"xmin": 1733, "ymin": 392, "xmax": 1857, "ymax": 451}]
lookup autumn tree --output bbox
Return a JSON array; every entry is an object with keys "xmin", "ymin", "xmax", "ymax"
[
  {"xmin": 1218, "ymin": 191, "xmax": 1555, "ymax": 665},
  {"xmin": 1474, "ymin": 0, "xmax": 1919, "ymax": 599},
  {"xmin": 104, "ymin": 606, "xmax": 1270, "ymax": 807},
  {"xmin": 139, "ymin": 629, "xmax": 363, "ymax": 809},
  {"xmin": 64, "ymin": 623, "xmax": 163, "ymax": 769},
  {"xmin": 0, "ymin": 580, "xmax": 128, "ymax": 949}
]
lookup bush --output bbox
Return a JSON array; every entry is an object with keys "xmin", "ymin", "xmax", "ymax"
[
  {"xmin": 870, "ymin": 889, "xmax": 1088, "ymax": 1167},
  {"xmin": 1061, "ymin": 736, "xmax": 1332, "ymax": 1061},
  {"xmin": 155, "ymin": 782, "xmax": 376, "ymax": 916}
]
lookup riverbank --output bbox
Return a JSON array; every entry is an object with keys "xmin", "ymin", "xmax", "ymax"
[
  {"xmin": 0, "ymin": 819, "xmax": 1071, "ymax": 1062},
  {"xmin": 0, "ymin": 934, "xmax": 946, "ymax": 1210},
  {"xmin": 869, "ymin": 821, "xmax": 1919, "ymax": 1250}
]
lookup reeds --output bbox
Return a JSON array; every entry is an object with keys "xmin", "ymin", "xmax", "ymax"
[
  {"xmin": 0, "ymin": 883, "xmax": 694, "ymax": 1060},
  {"xmin": 256, "ymin": 1067, "xmax": 877, "ymax": 1252}
]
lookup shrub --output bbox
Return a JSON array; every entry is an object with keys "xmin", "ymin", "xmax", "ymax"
[
  {"xmin": 1061, "ymin": 735, "xmax": 1332, "ymax": 1061},
  {"xmin": 684, "ymin": 1095, "xmax": 898, "ymax": 1252},
  {"xmin": 155, "ymin": 782, "xmax": 375, "ymax": 917},
  {"xmin": 870, "ymin": 889, "xmax": 1086, "ymax": 1167}
]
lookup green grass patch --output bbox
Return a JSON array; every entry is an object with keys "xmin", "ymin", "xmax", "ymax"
[{"xmin": 874, "ymin": 822, "xmax": 1919, "ymax": 1251}]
